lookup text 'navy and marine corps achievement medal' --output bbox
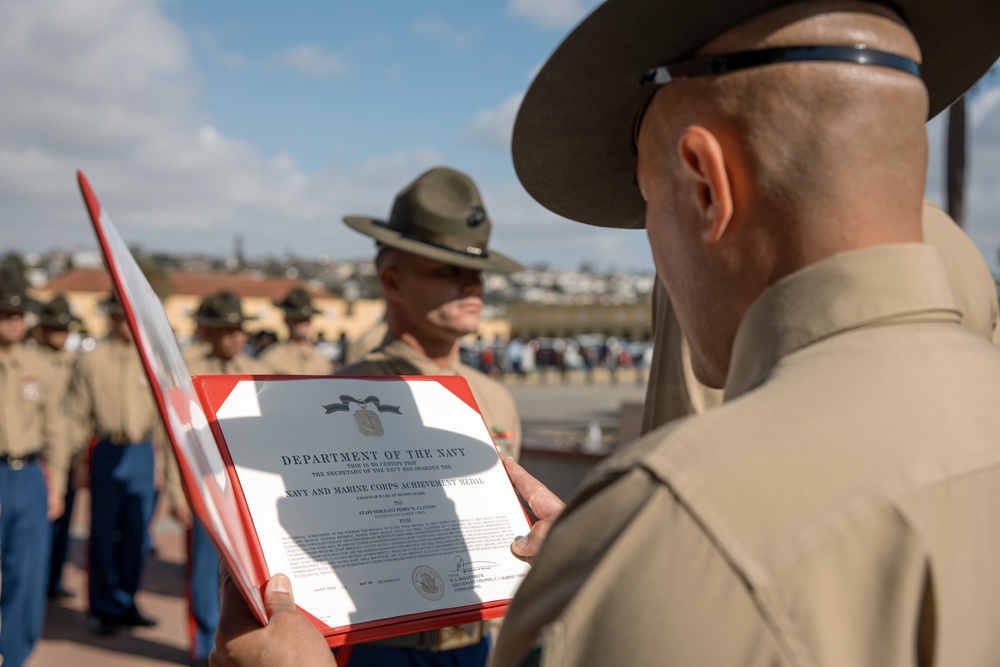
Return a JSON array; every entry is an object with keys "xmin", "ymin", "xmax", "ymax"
[{"xmin": 322, "ymin": 394, "xmax": 402, "ymax": 437}]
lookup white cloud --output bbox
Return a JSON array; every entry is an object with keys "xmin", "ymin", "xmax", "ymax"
[
  {"xmin": 459, "ymin": 93, "xmax": 524, "ymax": 152},
  {"xmin": 277, "ymin": 44, "xmax": 351, "ymax": 78},
  {"xmin": 0, "ymin": 0, "xmax": 429, "ymax": 261},
  {"xmin": 507, "ymin": 0, "xmax": 600, "ymax": 30},
  {"xmin": 411, "ymin": 18, "xmax": 473, "ymax": 47}
]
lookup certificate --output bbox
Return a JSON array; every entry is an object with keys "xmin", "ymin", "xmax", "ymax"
[
  {"xmin": 77, "ymin": 170, "xmax": 533, "ymax": 646},
  {"xmin": 195, "ymin": 374, "xmax": 533, "ymax": 639}
]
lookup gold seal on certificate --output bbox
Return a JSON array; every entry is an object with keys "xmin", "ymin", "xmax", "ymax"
[
  {"xmin": 412, "ymin": 565, "xmax": 445, "ymax": 601},
  {"xmin": 353, "ymin": 405, "xmax": 384, "ymax": 437}
]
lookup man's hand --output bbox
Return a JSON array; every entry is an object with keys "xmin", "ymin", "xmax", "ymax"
[
  {"xmin": 211, "ymin": 568, "xmax": 336, "ymax": 667},
  {"xmin": 504, "ymin": 458, "xmax": 565, "ymax": 564},
  {"xmin": 47, "ymin": 491, "xmax": 65, "ymax": 521},
  {"xmin": 171, "ymin": 503, "xmax": 193, "ymax": 529}
]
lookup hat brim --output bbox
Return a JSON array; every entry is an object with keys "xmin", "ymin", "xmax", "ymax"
[
  {"xmin": 195, "ymin": 315, "xmax": 257, "ymax": 327},
  {"xmin": 275, "ymin": 305, "xmax": 315, "ymax": 319},
  {"xmin": 512, "ymin": 0, "xmax": 1000, "ymax": 230},
  {"xmin": 343, "ymin": 216, "xmax": 526, "ymax": 273},
  {"xmin": 0, "ymin": 295, "xmax": 40, "ymax": 314}
]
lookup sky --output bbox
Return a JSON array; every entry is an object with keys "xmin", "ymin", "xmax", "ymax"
[{"xmin": 1, "ymin": 0, "xmax": 998, "ymax": 272}]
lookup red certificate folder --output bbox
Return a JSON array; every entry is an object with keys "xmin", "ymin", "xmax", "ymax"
[{"xmin": 76, "ymin": 170, "xmax": 532, "ymax": 646}]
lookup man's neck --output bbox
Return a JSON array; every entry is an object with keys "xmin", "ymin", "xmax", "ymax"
[{"xmin": 395, "ymin": 331, "xmax": 460, "ymax": 369}]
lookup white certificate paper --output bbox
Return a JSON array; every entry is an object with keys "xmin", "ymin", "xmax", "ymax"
[{"xmin": 197, "ymin": 375, "xmax": 533, "ymax": 634}]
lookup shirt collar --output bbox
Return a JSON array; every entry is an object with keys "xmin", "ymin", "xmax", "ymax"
[
  {"xmin": 379, "ymin": 335, "xmax": 463, "ymax": 376},
  {"xmin": 725, "ymin": 244, "xmax": 961, "ymax": 400}
]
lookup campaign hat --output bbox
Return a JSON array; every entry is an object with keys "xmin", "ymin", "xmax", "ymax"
[
  {"xmin": 274, "ymin": 287, "xmax": 317, "ymax": 320},
  {"xmin": 512, "ymin": 0, "xmax": 1000, "ymax": 229},
  {"xmin": 194, "ymin": 291, "xmax": 256, "ymax": 328},
  {"xmin": 0, "ymin": 268, "xmax": 39, "ymax": 314},
  {"xmin": 37, "ymin": 295, "xmax": 82, "ymax": 329},
  {"xmin": 344, "ymin": 167, "xmax": 525, "ymax": 274}
]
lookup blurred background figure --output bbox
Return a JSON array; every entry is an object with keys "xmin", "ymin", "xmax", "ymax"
[
  {"xmin": 260, "ymin": 286, "xmax": 334, "ymax": 374},
  {"xmin": 0, "ymin": 268, "xmax": 68, "ymax": 667},
  {"xmin": 28, "ymin": 294, "xmax": 82, "ymax": 601},
  {"xmin": 65, "ymin": 292, "xmax": 162, "ymax": 636}
]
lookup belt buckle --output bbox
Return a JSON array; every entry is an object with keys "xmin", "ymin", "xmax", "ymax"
[
  {"xmin": 431, "ymin": 623, "xmax": 485, "ymax": 652},
  {"xmin": 7, "ymin": 456, "xmax": 25, "ymax": 471}
]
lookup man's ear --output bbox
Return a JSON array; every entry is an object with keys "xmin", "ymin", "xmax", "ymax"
[
  {"xmin": 379, "ymin": 266, "xmax": 402, "ymax": 302},
  {"xmin": 677, "ymin": 126, "xmax": 734, "ymax": 244}
]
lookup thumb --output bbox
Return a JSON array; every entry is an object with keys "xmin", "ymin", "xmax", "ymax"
[
  {"xmin": 264, "ymin": 574, "xmax": 297, "ymax": 619},
  {"xmin": 511, "ymin": 520, "xmax": 552, "ymax": 564}
]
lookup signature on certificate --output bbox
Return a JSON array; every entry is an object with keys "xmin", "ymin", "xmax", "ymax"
[{"xmin": 454, "ymin": 554, "xmax": 498, "ymax": 573}]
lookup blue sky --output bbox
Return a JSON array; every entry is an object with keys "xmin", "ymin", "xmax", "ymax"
[{"xmin": 2, "ymin": 0, "xmax": 998, "ymax": 273}]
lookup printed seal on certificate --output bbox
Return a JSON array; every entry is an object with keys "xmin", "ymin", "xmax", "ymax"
[{"xmin": 412, "ymin": 565, "xmax": 445, "ymax": 601}]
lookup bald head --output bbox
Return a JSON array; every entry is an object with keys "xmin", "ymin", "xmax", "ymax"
[{"xmin": 637, "ymin": 0, "xmax": 932, "ymax": 386}]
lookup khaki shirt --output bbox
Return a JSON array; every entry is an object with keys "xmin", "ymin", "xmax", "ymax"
[
  {"xmin": 185, "ymin": 350, "xmax": 272, "ymax": 377},
  {"xmin": 66, "ymin": 340, "xmax": 159, "ymax": 450},
  {"xmin": 338, "ymin": 335, "xmax": 522, "ymax": 461},
  {"xmin": 34, "ymin": 344, "xmax": 75, "ymax": 406},
  {"xmin": 259, "ymin": 340, "xmax": 332, "ymax": 375},
  {"xmin": 0, "ymin": 344, "xmax": 69, "ymax": 495},
  {"xmin": 493, "ymin": 244, "xmax": 1000, "ymax": 666}
]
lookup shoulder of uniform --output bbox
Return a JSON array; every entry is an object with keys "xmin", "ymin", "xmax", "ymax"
[
  {"xmin": 456, "ymin": 362, "xmax": 515, "ymax": 398},
  {"xmin": 335, "ymin": 351, "xmax": 392, "ymax": 377}
]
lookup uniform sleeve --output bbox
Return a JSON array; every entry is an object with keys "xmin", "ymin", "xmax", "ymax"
[
  {"xmin": 160, "ymin": 439, "xmax": 189, "ymax": 514},
  {"xmin": 63, "ymin": 355, "xmax": 97, "ymax": 455},
  {"xmin": 40, "ymin": 357, "xmax": 70, "ymax": 498},
  {"xmin": 492, "ymin": 466, "xmax": 788, "ymax": 667}
]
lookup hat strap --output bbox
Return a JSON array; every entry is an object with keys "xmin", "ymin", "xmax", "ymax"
[
  {"xmin": 641, "ymin": 44, "xmax": 921, "ymax": 85},
  {"xmin": 372, "ymin": 221, "xmax": 490, "ymax": 260}
]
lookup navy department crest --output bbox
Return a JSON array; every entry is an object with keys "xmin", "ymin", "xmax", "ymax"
[
  {"xmin": 412, "ymin": 565, "xmax": 445, "ymax": 601},
  {"xmin": 323, "ymin": 394, "xmax": 401, "ymax": 437}
]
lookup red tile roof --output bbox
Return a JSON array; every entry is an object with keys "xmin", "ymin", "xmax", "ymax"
[{"xmin": 44, "ymin": 268, "xmax": 336, "ymax": 301}]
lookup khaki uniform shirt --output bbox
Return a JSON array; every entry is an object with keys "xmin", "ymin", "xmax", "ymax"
[
  {"xmin": 34, "ymin": 344, "xmax": 75, "ymax": 406},
  {"xmin": 0, "ymin": 344, "xmax": 69, "ymax": 495},
  {"xmin": 493, "ymin": 244, "xmax": 1000, "ymax": 667},
  {"xmin": 338, "ymin": 335, "xmax": 522, "ymax": 461},
  {"xmin": 259, "ymin": 340, "xmax": 332, "ymax": 375},
  {"xmin": 66, "ymin": 340, "xmax": 160, "ymax": 450}
]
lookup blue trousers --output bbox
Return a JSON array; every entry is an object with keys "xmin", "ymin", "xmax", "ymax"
[
  {"xmin": 341, "ymin": 635, "xmax": 491, "ymax": 667},
  {"xmin": 188, "ymin": 518, "xmax": 220, "ymax": 661},
  {"xmin": 48, "ymin": 473, "xmax": 76, "ymax": 593},
  {"xmin": 0, "ymin": 461, "xmax": 52, "ymax": 667},
  {"xmin": 88, "ymin": 440, "xmax": 155, "ymax": 618}
]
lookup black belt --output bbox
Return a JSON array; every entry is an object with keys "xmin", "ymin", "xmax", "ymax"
[
  {"xmin": 367, "ymin": 622, "xmax": 487, "ymax": 652},
  {"xmin": 0, "ymin": 451, "xmax": 42, "ymax": 471}
]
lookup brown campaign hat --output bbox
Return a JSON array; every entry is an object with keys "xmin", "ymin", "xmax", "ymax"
[
  {"xmin": 0, "ymin": 267, "xmax": 39, "ymax": 314},
  {"xmin": 194, "ymin": 290, "xmax": 256, "ymax": 328},
  {"xmin": 37, "ymin": 294, "xmax": 82, "ymax": 329},
  {"xmin": 274, "ymin": 287, "xmax": 316, "ymax": 319},
  {"xmin": 344, "ymin": 167, "xmax": 526, "ymax": 274},
  {"xmin": 512, "ymin": 0, "xmax": 1000, "ymax": 229}
]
